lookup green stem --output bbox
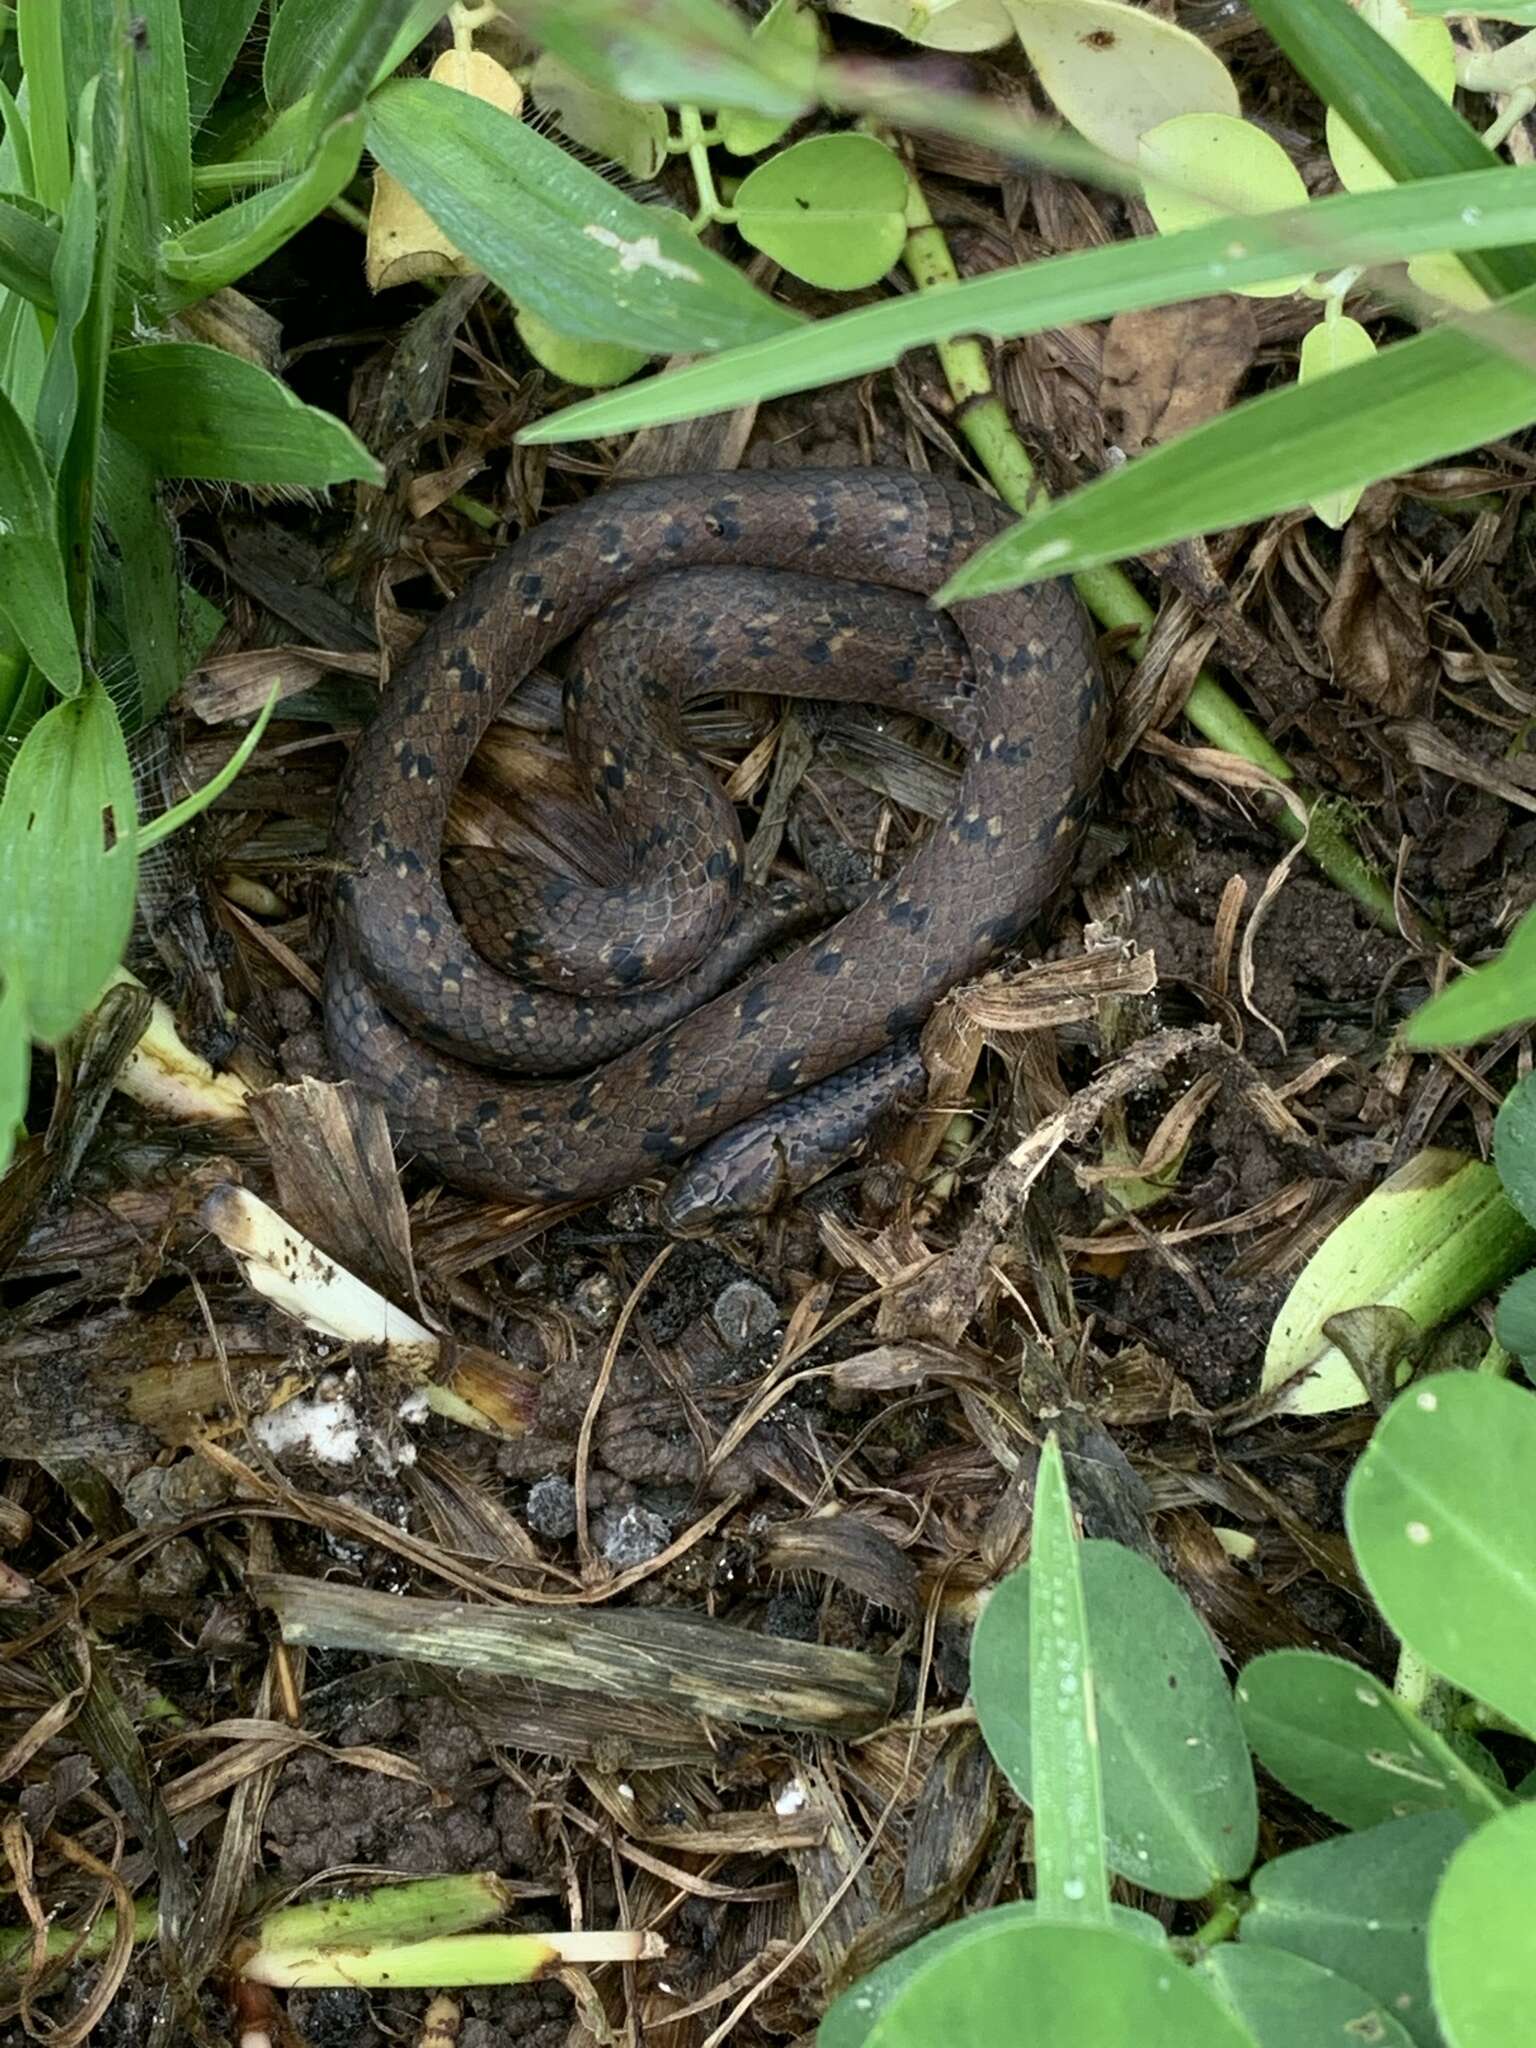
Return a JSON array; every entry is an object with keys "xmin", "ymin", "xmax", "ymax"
[
  {"xmin": 678, "ymin": 104, "xmax": 724, "ymax": 232},
  {"xmin": 1182, "ymin": 1882, "xmax": 1245, "ymax": 1950},
  {"xmin": 900, "ymin": 177, "xmax": 1403, "ymax": 937}
]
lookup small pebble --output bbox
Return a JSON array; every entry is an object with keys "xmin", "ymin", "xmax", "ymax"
[
  {"xmin": 713, "ymin": 1278, "xmax": 780, "ymax": 1352},
  {"xmin": 526, "ymin": 1475, "xmax": 579, "ymax": 1540},
  {"xmin": 596, "ymin": 1504, "xmax": 671, "ymax": 1568}
]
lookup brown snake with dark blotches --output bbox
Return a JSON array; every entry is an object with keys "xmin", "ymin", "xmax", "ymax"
[{"xmin": 325, "ymin": 468, "xmax": 1105, "ymax": 1225}]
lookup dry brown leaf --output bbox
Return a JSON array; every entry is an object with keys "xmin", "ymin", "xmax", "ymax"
[
  {"xmin": 1318, "ymin": 488, "xmax": 1436, "ymax": 715},
  {"xmin": 1100, "ymin": 297, "xmax": 1258, "ymax": 450}
]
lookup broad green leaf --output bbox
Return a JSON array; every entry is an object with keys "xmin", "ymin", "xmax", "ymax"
[
  {"xmin": 1428, "ymin": 1801, "xmax": 1536, "ymax": 2048},
  {"xmin": 1139, "ymin": 113, "xmax": 1311, "ymax": 298},
  {"xmin": 932, "ymin": 278, "xmax": 1536, "ymax": 605},
  {"xmin": 1242, "ymin": 1811, "xmax": 1470, "ymax": 2048},
  {"xmin": 0, "ymin": 961, "xmax": 26, "ymax": 1178},
  {"xmin": 1298, "ymin": 315, "xmax": 1377, "ymax": 528},
  {"xmin": 367, "ymin": 80, "xmax": 799, "ymax": 353},
  {"xmin": 184, "ymin": 0, "xmax": 263, "ymax": 129},
  {"xmin": 1006, "ymin": 0, "xmax": 1239, "ymax": 167},
  {"xmin": 1245, "ymin": 0, "xmax": 1536, "ymax": 300},
  {"xmin": 1407, "ymin": 893, "xmax": 1536, "ymax": 1049},
  {"xmin": 524, "ymin": 163, "xmax": 1536, "ymax": 444},
  {"xmin": 1199, "ymin": 1945, "xmax": 1415, "ymax": 2048},
  {"xmin": 867, "ymin": 1921, "xmax": 1254, "ymax": 2048},
  {"xmin": 527, "ymin": 53, "xmax": 669, "ymax": 182},
  {"xmin": 1346, "ymin": 1372, "xmax": 1536, "ymax": 1741},
  {"xmin": 158, "ymin": 113, "xmax": 365, "ymax": 305},
  {"xmin": 1235, "ymin": 1651, "xmax": 1506, "ymax": 1830},
  {"xmin": 1494, "ymin": 1071, "xmax": 1536, "ymax": 1228},
  {"xmin": 512, "ymin": 307, "xmax": 648, "ymax": 389},
  {"xmin": 971, "ymin": 1539, "xmax": 1257, "ymax": 1899},
  {"xmin": 819, "ymin": 1904, "xmax": 1165, "ymax": 2048},
  {"xmin": 0, "ymin": 382, "xmax": 81, "ymax": 694},
  {"xmin": 105, "ymin": 343, "xmax": 382, "ymax": 487},
  {"xmin": 1326, "ymin": 2, "xmax": 1456, "ymax": 195},
  {"xmin": 1261, "ymin": 1152, "xmax": 1536, "ymax": 1414},
  {"xmin": 719, "ymin": 0, "xmax": 824, "ymax": 156},
  {"xmin": 733, "ymin": 134, "xmax": 908, "ymax": 291},
  {"xmin": 1494, "ymin": 1269, "xmax": 1536, "ymax": 1371},
  {"xmin": 503, "ymin": 0, "xmax": 815, "ymax": 118},
  {"xmin": 36, "ymin": 76, "xmax": 98, "ymax": 470},
  {"xmin": 1023, "ymin": 1437, "xmax": 1108, "ymax": 1922},
  {"xmin": 830, "ymin": 0, "xmax": 1013, "ymax": 53},
  {"xmin": 0, "ymin": 679, "xmax": 136, "ymax": 1045},
  {"xmin": 0, "ymin": 193, "xmax": 62, "ymax": 310}
]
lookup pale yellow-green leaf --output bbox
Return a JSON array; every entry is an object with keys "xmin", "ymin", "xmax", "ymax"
[
  {"xmin": 830, "ymin": 0, "xmax": 1014, "ymax": 52},
  {"xmin": 1139, "ymin": 112, "xmax": 1311, "ymax": 298},
  {"xmin": 1007, "ymin": 0, "xmax": 1238, "ymax": 166},
  {"xmin": 1298, "ymin": 314, "xmax": 1377, "ymax": 526},
  {"xmin": 1406, "ymin": 249, "xmax": 1491, "ymax": 312},
  {"xmin": 1262, "ymin": 1149, "xmax": 1536, "ymax": 1414},
  {"xmin": 513, "ymin": 306, "xmax": 650, "ymax": 388},
  {"xmin": 1325, "ymin": 1, "xmax": 1456, "ymax": 194},
  {"xmin": 528, "ymin": 51, "xmax": 668, "ymax": 180},
  {"xmin": 719, "ymin": 0, "xmax": 825, "ymax": 155},
  {"xmin": 1456, "ymin": 27, "xmax": 1536, "ymax": 96}
]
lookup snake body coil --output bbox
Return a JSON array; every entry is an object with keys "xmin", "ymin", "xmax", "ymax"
[{"xmin": 325, "ymin": 469, "xmax": 1105, "ymax": 1215}]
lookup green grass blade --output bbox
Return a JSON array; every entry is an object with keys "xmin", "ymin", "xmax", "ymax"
[
  {"xmin": 0, "ymin": 382, "xmax": 81, "ymax": 693},
  {"xmin": 16, "ymin": 0, "xmax": 70, "ymax": 210},
  {"xmin": 104, "ymin": 341, "xmax": 383, "ymax": 485},
  {"xmin": 1025, "ymin": 1438, "xmax": 1110, "ymax": 1923},
  {"xmin": 121, "ymin": 0, "xmax": 193, "ymax": 276},
  {"xmin": 525, "ymin": 164, "xmax": 1536, "ymax": 444},
  {"xmin": 0, "ymin": 76, "xmax": 39, "ymax": 198},
  {"xmin": 0, "ymin": 677, "xmax": 136, "ymax": 1045},
  {"xmin": 159, "ymin": 112, "xmax": 363, "ymax": 305},
  {"xmin": 136, "ymin": 683, "xmax": 278, "ymax": 848},
  {"xmin": 184, "ymin": 0, "xmax": 261, "ymax": 130},
  {"xmin": 268, "ymin": 0, "xmax": 441, "ymax": 142},
  {"xmin": 1246, "ymin": 0, "xmax": 1536, "ymax": 298},
  {"xmin": 367, "ymin": 78, "xmax": 800, "ymax": 353},
  {"xmin": 935, "ymin": 281, "xmax": 1536, "ymax": 604},
  {"xmin": 36, "ymin": 76, "xmax": 98, "ymax": 468},
  {"xmin": 94, "ymin": 427, "xmax": 185, "ymax": 724},
  {"xmin": 503, "ymin": 0, "xmax": 811, "ymax": 118}
]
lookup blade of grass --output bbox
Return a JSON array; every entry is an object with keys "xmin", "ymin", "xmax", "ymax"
[
  {"xmin": 0, "ymin": 382, "xmax": 81, "ymax": 693},
  {"xmin": 524, "ymin": 163, "xmax": 1536, "ymax": 443},
  {"xmin": 135, "ymin": 683, "xmax": 280, "ymax": 848},
  {"xmin": 16, "ymin": 0, "xmax": 69, "ymax": 211},
  {"xmin": 184, "ymin": 0, "xmax": 262, "ymax": 130},
  {"xmin": 1028, "ymin": 1437, "xmax": 1110, "ymax": 1924},
  {"xmin": 366, "ymin": 78, "xmax": 800, "ymax": 352},
  {"xmin": 503, "ymin": 0, "xmax": 812, "ymax": 118},
  {"xmin": 0, "ymin": 193, "xmax": 63, "ymax": 310},
  {"xmin": 935, "ymin": 280, "xmax": 1536, "ymax": 603},
  {"xmin": 158, "ymin": 112, "xmax": 364, "ymax": 306},
  {"xmin": 120, "ymin": 0, "xmax": 193, "ymax": 279},
  {"xmin": 1246, "ymin": 0, "xmax": 1536, "ymax": 297},
  {"xmin": 36, "ymin": 76, "xmax": 98, "ymax": 468}
]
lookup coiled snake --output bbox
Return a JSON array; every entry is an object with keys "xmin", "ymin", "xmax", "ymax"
[{"xmin": 325, "ymin": 468, "xmax": 1104, "ymax": 1228}]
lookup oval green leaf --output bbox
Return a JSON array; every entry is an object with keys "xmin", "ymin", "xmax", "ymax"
[
  {"xmin": 972, "ymin": 1539, "xmax": 1257, "ymax": 1899},
  {"xmin": 867, "ymin": 1920, "xmax": 1254, "ymax": 2048},
  {"xmin": 528, "ymin": 53, "xmax": 669, "ymax": 181},
  {"xmin": 1235, "ymin": 1650, "xmax": 1506, "ymax": 1830},
  {"xmin": 0, "ymin": 680, "xmax": 136, "ymax": 1046},
  {"xmin": 1494, "ymin": 1269, "xmax": 1536, "ymax": 1372},
  {"xmin": 513, "ymin": 307, "xmax": 650, "ymax": 389},
  {"xmin": 830, "ymin": 0, "xmax": 1013, "ymax": 52},
  {"xmin": 1345, "ymin": 1371, "xmax": 1536, "ymax": 1741},
  {"xmin": 1242, "ymin": 1811, "xmax": 1469, "ymax": 2048},
  {"xmin": 1493, "ymin": 1071, "xmax": 1536, "ymax": 1229},
  {"xmin": 1139, "ymin": 113, "xmax": 1310, "ymax": 297},
  {"xmin": 1298, "ymin": 314, "xmax": 1377, "ymax": 528},
  {"xmin": 733, "ymin": 133, "xmax": 908, "ymax": 290},
  {"xmin": 1199, "ymin": 1944, "xmax": 1415, "ymax": 2048},
  {"xmin": 718, "ymin": 0, "xmax": 824, "ymax": 156},
  {"xmin": 105, "ymin": 344, "xmax": 382, "ymax": 488},
  {"xmin": 819, "ymin": 1902, "xmax": 1166, "ymax": 2048},
  {"xmin": 367, "ymin": 79, "xmax": 798, "ymax": 353},
  {"xmin": 1008, "ymin": 0, "xmax": 1239, "ymax": 165},
  {"xmin": 1428, "ymin": 1801, "xmax": 1536, "ymax": 2048}
]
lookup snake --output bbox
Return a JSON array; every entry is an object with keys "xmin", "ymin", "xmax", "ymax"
[{"xmin": 324, "ymin": 468, "xmax": 1105, "ymax": 1227}]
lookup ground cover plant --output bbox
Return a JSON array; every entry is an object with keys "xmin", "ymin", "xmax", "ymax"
[{"xmin": 0, "ymin": 0, "xmax": 1534, "ymax": 2042}]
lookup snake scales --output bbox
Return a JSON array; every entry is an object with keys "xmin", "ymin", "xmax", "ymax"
[{"xmin": 325, "ymin": 468, "xmax": 1105, "ymax": 1226}]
